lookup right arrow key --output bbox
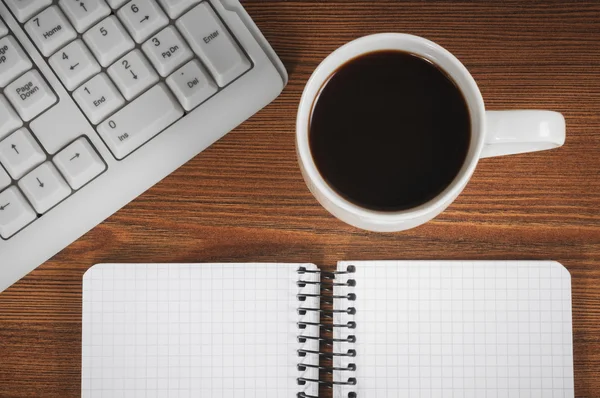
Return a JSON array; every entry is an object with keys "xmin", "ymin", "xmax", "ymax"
[{"xmin": 53, "ymin": 137, "xmax": 106, "ymax": 190}]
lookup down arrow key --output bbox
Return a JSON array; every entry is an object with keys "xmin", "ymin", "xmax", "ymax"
[{"xmin": 18, "ymin": 163, "xmax": 71, "ymax": 214}]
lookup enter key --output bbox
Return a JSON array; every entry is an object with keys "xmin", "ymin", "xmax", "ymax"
[{"xmin": 176, "ymin": 2, "xmax": 251, "ymax": 87}]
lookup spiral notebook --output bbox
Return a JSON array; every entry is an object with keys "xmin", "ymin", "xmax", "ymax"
[{"xmin": 82, "ymin": 261, "xmax": 574, "ymax": 398}]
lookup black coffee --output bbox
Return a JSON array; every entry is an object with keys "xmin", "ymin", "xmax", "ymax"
[{"xmin": 309, "ymin": 50, "xmax": 471, "ymax": 211}]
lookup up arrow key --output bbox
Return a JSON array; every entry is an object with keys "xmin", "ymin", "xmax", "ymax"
[{"xmin": 70, "ymin": 153, "xmax": 80, "ymax": 161}]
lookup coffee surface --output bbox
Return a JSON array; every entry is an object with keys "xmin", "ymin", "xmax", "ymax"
[{"xmin": 309, "ymin": 50, "xmax": 471, "ymax": 211}]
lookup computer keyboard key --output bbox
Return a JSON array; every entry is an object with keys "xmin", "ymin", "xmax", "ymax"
[
  {"xmin": 5, "ymin": 70, "xmax": 57, "ymax": 122},
  {"xmin": 106, "ymin": 0, "xmax": 128, "ymax": 10},
  {"xmin": 73, "ymin": 73, "xmax": 125, "ymax": 124},
  {"xmin": 0, "ymin": 18, "xmax": 8, "ymax": 38},
  {"xmin": 156, "ymin": 0, "xmax": 200, "ymax": 19},
  {"xmin": 142, "ymin": 26, "xmax": 193, "ymax": 77},
  {"xmin": 117, "ymin": 0, "xmax": 169, "ymax": 43},
  {"xmin": 7, "ymin": 73, "xmax": 57, "ymax": 123},
  {"xmin": 83, "ymin": 16, "xmax": 134, "ymax": 67},
  {"xmin": 0, "ymin": 128, "xmax": 46, "ymax": 179},
  {"xmin": 0, "ymin": 165, "xmax": 11, "ymax": 191},
  {"xmin": 25, "ymin": 6, "xmax": 77, "ymax": 57},
  {"xmin": 176, "ymin": 3, "xmax": 251, "ymax": 87},
  {"xmin": 49, "ymin": 40, "xmax": 101, "ymax": 91},
  {"xmin": 0, "ymin": 94, "xmax": 23, "ymax": 141},
  {"xmin": 97, "ymin": 83, "xmax": 183, "ymax": 159},
  {"xmin": 59, "ymin": 0, "xmax": 111, "ymax": 33},
  {"xmin": 107, "ymin": 49, "xmax": 159, "ymax": 100},
  {"xmin": 0, "ymin": 36, "xmax": 34, "ymax": 88},
  {"xmin": 4, "ymin": 0, "xmax": 53, "ymax": 23},
  {"xmin": 19, "ymin": 162, "xmax": 71, "ymax": 214},
  {"xmin": 53, "ymin": 138, "xmax": 106, "ymax": 190},
  {"xmin": 0, "ymin": 186, "xmax": 37, "ymax": 239},
  {"xmin": 166, "ymin": 60, "xmax": 217, "ymax": 111}
]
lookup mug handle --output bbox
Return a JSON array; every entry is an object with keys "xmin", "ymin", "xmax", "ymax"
[{"xmin": 481, "ymin": 110, "xmax": 566, "ymax": 158}]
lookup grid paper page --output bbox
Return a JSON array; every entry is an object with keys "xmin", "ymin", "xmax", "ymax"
[
  {"xmin": 333, "ymin": 260, "xmax": 574, "ymax": 398},
  {"xmin": 82, "ymin": 263, "xmax": 320, "ymax": 398}
]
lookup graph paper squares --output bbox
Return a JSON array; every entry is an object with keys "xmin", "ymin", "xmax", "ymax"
[
  {"xmin": 334, "ymin": 261, "xmax": 574, "ymax": 398},
  {"xmin": 83, "ymin": 261, "xmax": 574, "ymax": 398},
  {"xmin": 82, "ymin": 263, "xmax": 320, "ymax": 398}
]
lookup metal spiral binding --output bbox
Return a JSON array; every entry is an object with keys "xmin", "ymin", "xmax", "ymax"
[{"xmin": 296, "ymin": 265, "xmax": 358, "ymax": 397}]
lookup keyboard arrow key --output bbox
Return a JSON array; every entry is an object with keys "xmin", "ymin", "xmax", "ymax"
[
  {"xmin": 53, "ymin": 138, "xmax": 106, "ymax": 190},
  {"xmin": 19, "ymin": 162, "xmax": 71, "ymax": 214},
  {"xmin": 0, "ymin": 186, "xmax": 36, "ymax": 239}
]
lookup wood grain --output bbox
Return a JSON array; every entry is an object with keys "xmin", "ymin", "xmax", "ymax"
[{"xmin": 1, "ymin": 1, "xmax": 599, "ymax": 397}]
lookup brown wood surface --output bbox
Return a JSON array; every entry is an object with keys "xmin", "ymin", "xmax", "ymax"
[{"xmin": 1, "ymin": 1, "xmax": 599, "ymax": 397}]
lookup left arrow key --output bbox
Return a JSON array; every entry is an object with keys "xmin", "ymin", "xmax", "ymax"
[
  {"xmin": 48, "ymin": 40, "xmax": 101, "ymax": 91},
  {"xmin": 0, "ymin": 186, "xmax": 36, "ymax": 239}
]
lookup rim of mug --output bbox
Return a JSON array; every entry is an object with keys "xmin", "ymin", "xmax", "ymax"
[{"xmin": 296, "ymin": 33, "xmax": 486, "ymax": 223}]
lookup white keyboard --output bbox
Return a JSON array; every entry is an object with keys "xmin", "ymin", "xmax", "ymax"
[{"xmin": 0, "ymin": 0, "xmax": 287, "ymax": 292}]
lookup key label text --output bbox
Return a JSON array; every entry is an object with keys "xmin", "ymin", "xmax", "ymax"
[{"xmin": 203, "ymin": 30, "xmax": 219, "ymax": 44}]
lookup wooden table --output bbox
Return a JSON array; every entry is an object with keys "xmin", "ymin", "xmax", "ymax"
[{"xmin": 1, "ymin": 1, "xmax": 599, "ymax": 397}]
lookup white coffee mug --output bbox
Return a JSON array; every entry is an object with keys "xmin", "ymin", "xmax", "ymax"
[{"xmin": 296, "ymin": 33, "xmax": 565, "ymax": 232}]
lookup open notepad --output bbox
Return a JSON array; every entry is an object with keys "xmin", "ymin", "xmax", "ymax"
[{"xmin": 82, "ymin": 261, "xmax": 574, "ymax": 397}]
